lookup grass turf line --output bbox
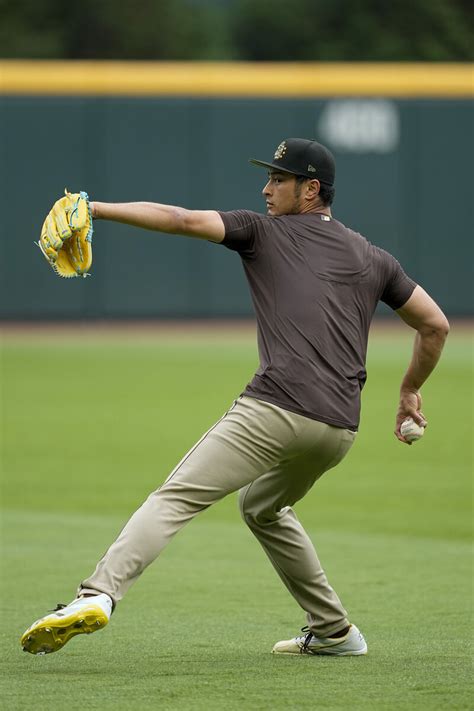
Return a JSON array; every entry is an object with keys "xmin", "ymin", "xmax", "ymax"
[{"xmin": 1, "ymin": 328, "xmax": 472, "ymax": 710}]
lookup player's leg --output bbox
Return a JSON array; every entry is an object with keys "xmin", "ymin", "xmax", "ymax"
[
  {"xmin": 21, "ymin": 397, "xmax": 307, "ymax": 654},
  {"xmin": 238, "ymin": 419, "xmax": 365, "ymax": 653},
  {"xmin": 77, "ymin": 397, "xmax": 304, "ymax": 603}
]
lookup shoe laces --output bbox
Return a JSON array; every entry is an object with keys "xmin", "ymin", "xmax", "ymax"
[
  {"xmin": 49, "ymin": 603, "xmax": 67, "ymax": 612},
  {"xmin": 299, "ymin": 626, "xmax": 314, "ymax": 652}
]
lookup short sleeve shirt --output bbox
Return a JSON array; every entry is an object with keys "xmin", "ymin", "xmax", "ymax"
[{"xmin": 218, "ymin": 210, "xmax": 416, "ymax": 430}]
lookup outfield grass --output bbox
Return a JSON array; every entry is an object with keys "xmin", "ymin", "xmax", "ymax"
[{"xmin": 0, "ymin": 323, "xmax": 472, "ymax": 710}]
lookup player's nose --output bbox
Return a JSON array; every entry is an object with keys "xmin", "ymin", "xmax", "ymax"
[{"xmin": 262, "ymin": 180, "xmax": 272, "ymax": 196}]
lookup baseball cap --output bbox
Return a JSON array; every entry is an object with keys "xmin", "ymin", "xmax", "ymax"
[{"xmin": 249, "ymin": 138, "xmax": 335, "ymax": 186}]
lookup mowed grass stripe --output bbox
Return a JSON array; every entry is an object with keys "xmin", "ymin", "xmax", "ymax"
[{"xmin": 2, "ymin": 333, "xmax": 471, "ymax": 537}]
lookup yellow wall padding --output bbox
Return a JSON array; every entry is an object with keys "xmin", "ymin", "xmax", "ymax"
[{"xmin": 0, "ymin": 61, "xmax": 472, "ymax": 97}]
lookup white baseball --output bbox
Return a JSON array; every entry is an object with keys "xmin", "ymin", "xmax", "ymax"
[{"xmin": 400, "ymin": 417, "xmax": 425, "ymax": 443}]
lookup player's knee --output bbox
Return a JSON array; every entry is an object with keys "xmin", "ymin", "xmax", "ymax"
[
  {"xmin": 238, "ymin": 486, "xmax": 274, "ymax": 528},
  {"xmin": 238, "ymin": 486, "xmax": 251, "ymax": 522}
]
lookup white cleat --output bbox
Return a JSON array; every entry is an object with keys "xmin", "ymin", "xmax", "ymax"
[
  {"xmin": 21, "ymin": 594, "xmax": 113, "ymax": 655},
  {"xmin": 272, "ymin": 623, "xmax": 367, "ymax": 656}
]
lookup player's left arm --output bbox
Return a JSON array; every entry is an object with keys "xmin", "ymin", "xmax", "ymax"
[
  {"xmin": 90, "ymin": 201, "xmax": 225, "ymax": 243},
  {"xmin": 394, "ymin": 285, "xmax": 450, "ymax": 442}
]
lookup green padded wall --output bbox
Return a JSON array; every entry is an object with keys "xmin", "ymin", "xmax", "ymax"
[{"xmin": 1, "ymin": 96, "xmax": 472, "ymax": 318}]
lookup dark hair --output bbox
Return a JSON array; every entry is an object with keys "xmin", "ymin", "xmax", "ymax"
[{"xmin": 295, "ymin": 175, "xmax": 335, "ymax": 207}]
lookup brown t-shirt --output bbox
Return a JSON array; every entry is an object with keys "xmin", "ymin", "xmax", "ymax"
[{"xmin": 218, "ymin": 210, "xmax": 416, "ymax": 430}]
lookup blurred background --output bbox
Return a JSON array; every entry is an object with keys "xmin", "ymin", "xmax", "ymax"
[{"xmin": 0, "ymin": 0, "xmax": 472, "ymax": 320}]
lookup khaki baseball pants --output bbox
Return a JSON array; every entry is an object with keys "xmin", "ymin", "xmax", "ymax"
[{"xmin": 80, "ymin": 396, "xmax": 356, "ymax": 637}]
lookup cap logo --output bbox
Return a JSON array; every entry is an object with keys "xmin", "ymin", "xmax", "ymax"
[
  {"xmin": 307, "ymin": 164, "xmax": 316, "ymax": 172},
  {"xmin": 274, "ymin": 141, "xmax": 287, "ymax": 160}
]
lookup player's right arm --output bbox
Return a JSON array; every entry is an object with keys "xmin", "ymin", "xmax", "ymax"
[
  {"xmin": 90, "ymin": 201, "xmax": 225, "ymax": 243},
  {"xmin": 394, "ymin": 285, "xmax": 450, "ymax": 443}
]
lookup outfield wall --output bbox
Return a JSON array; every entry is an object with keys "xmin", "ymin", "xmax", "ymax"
[{"xmin": 1, "ymin": 62, "xmax": 472, "ymax": 318}]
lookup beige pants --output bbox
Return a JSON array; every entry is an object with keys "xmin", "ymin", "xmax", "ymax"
[{"xmin": 80, "ymin": 396, "xmax": 356, "ymax": 637}]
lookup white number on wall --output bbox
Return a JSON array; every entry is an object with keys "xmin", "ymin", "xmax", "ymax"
[{"xmin": 318, "ymin": 100, "xmax": 400, "ymax": 153}]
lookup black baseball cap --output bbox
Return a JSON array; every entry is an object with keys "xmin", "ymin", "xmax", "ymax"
[{"xmin": 250, "ymin": 138, "xmax": 335, "ymax": 186}]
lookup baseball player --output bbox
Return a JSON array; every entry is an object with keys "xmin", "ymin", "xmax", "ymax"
[{"xmin": 21, "ymin": 138, "xmax": 449, "ymax": 657}]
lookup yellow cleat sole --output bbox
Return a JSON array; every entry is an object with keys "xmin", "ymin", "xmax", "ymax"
[{"xmin": 21, "ymin": 603, "xmax": 108, "ymax": 655}]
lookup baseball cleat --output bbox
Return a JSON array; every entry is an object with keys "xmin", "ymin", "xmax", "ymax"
[
  {"xmin": 272, "ymin": 623, "xmax": 367, "ymax": 656},
  {"xmin": 20, "ymin": 594, "xmax": 113, "ymax": 655}
]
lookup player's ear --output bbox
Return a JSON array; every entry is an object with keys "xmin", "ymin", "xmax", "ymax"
[{"xmin": 306, "ymin": 179, "xmax": 320, "ymax": 198}]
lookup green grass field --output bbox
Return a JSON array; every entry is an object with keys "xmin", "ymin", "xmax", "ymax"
[{"xmin": 0, "ymin": 323, "xmax": 472, "ymax": 710}]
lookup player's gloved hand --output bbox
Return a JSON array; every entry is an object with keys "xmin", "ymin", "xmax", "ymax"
[{"xmin": 37, "ymin": 190, "xmax": 93, "ymax": 278}]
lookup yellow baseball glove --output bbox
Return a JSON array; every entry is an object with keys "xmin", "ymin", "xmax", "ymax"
[{"xmin": 37, "ymin": 190, "xmax": 93, "ymax": 278}]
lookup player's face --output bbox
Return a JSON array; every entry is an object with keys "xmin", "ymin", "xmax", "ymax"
[{"xmin": 262, "ymin": 172, "xmax": 303, "ymax": 216}]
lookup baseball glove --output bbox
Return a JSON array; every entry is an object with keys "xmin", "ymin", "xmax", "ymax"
[{"xmin": 37, "ymin": 190, "xmax": 93, "ymax": 278}]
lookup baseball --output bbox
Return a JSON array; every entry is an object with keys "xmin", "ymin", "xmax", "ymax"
[{"xmin": 400, "ymin": 417, "xmax": 425, "ymax": 443}]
